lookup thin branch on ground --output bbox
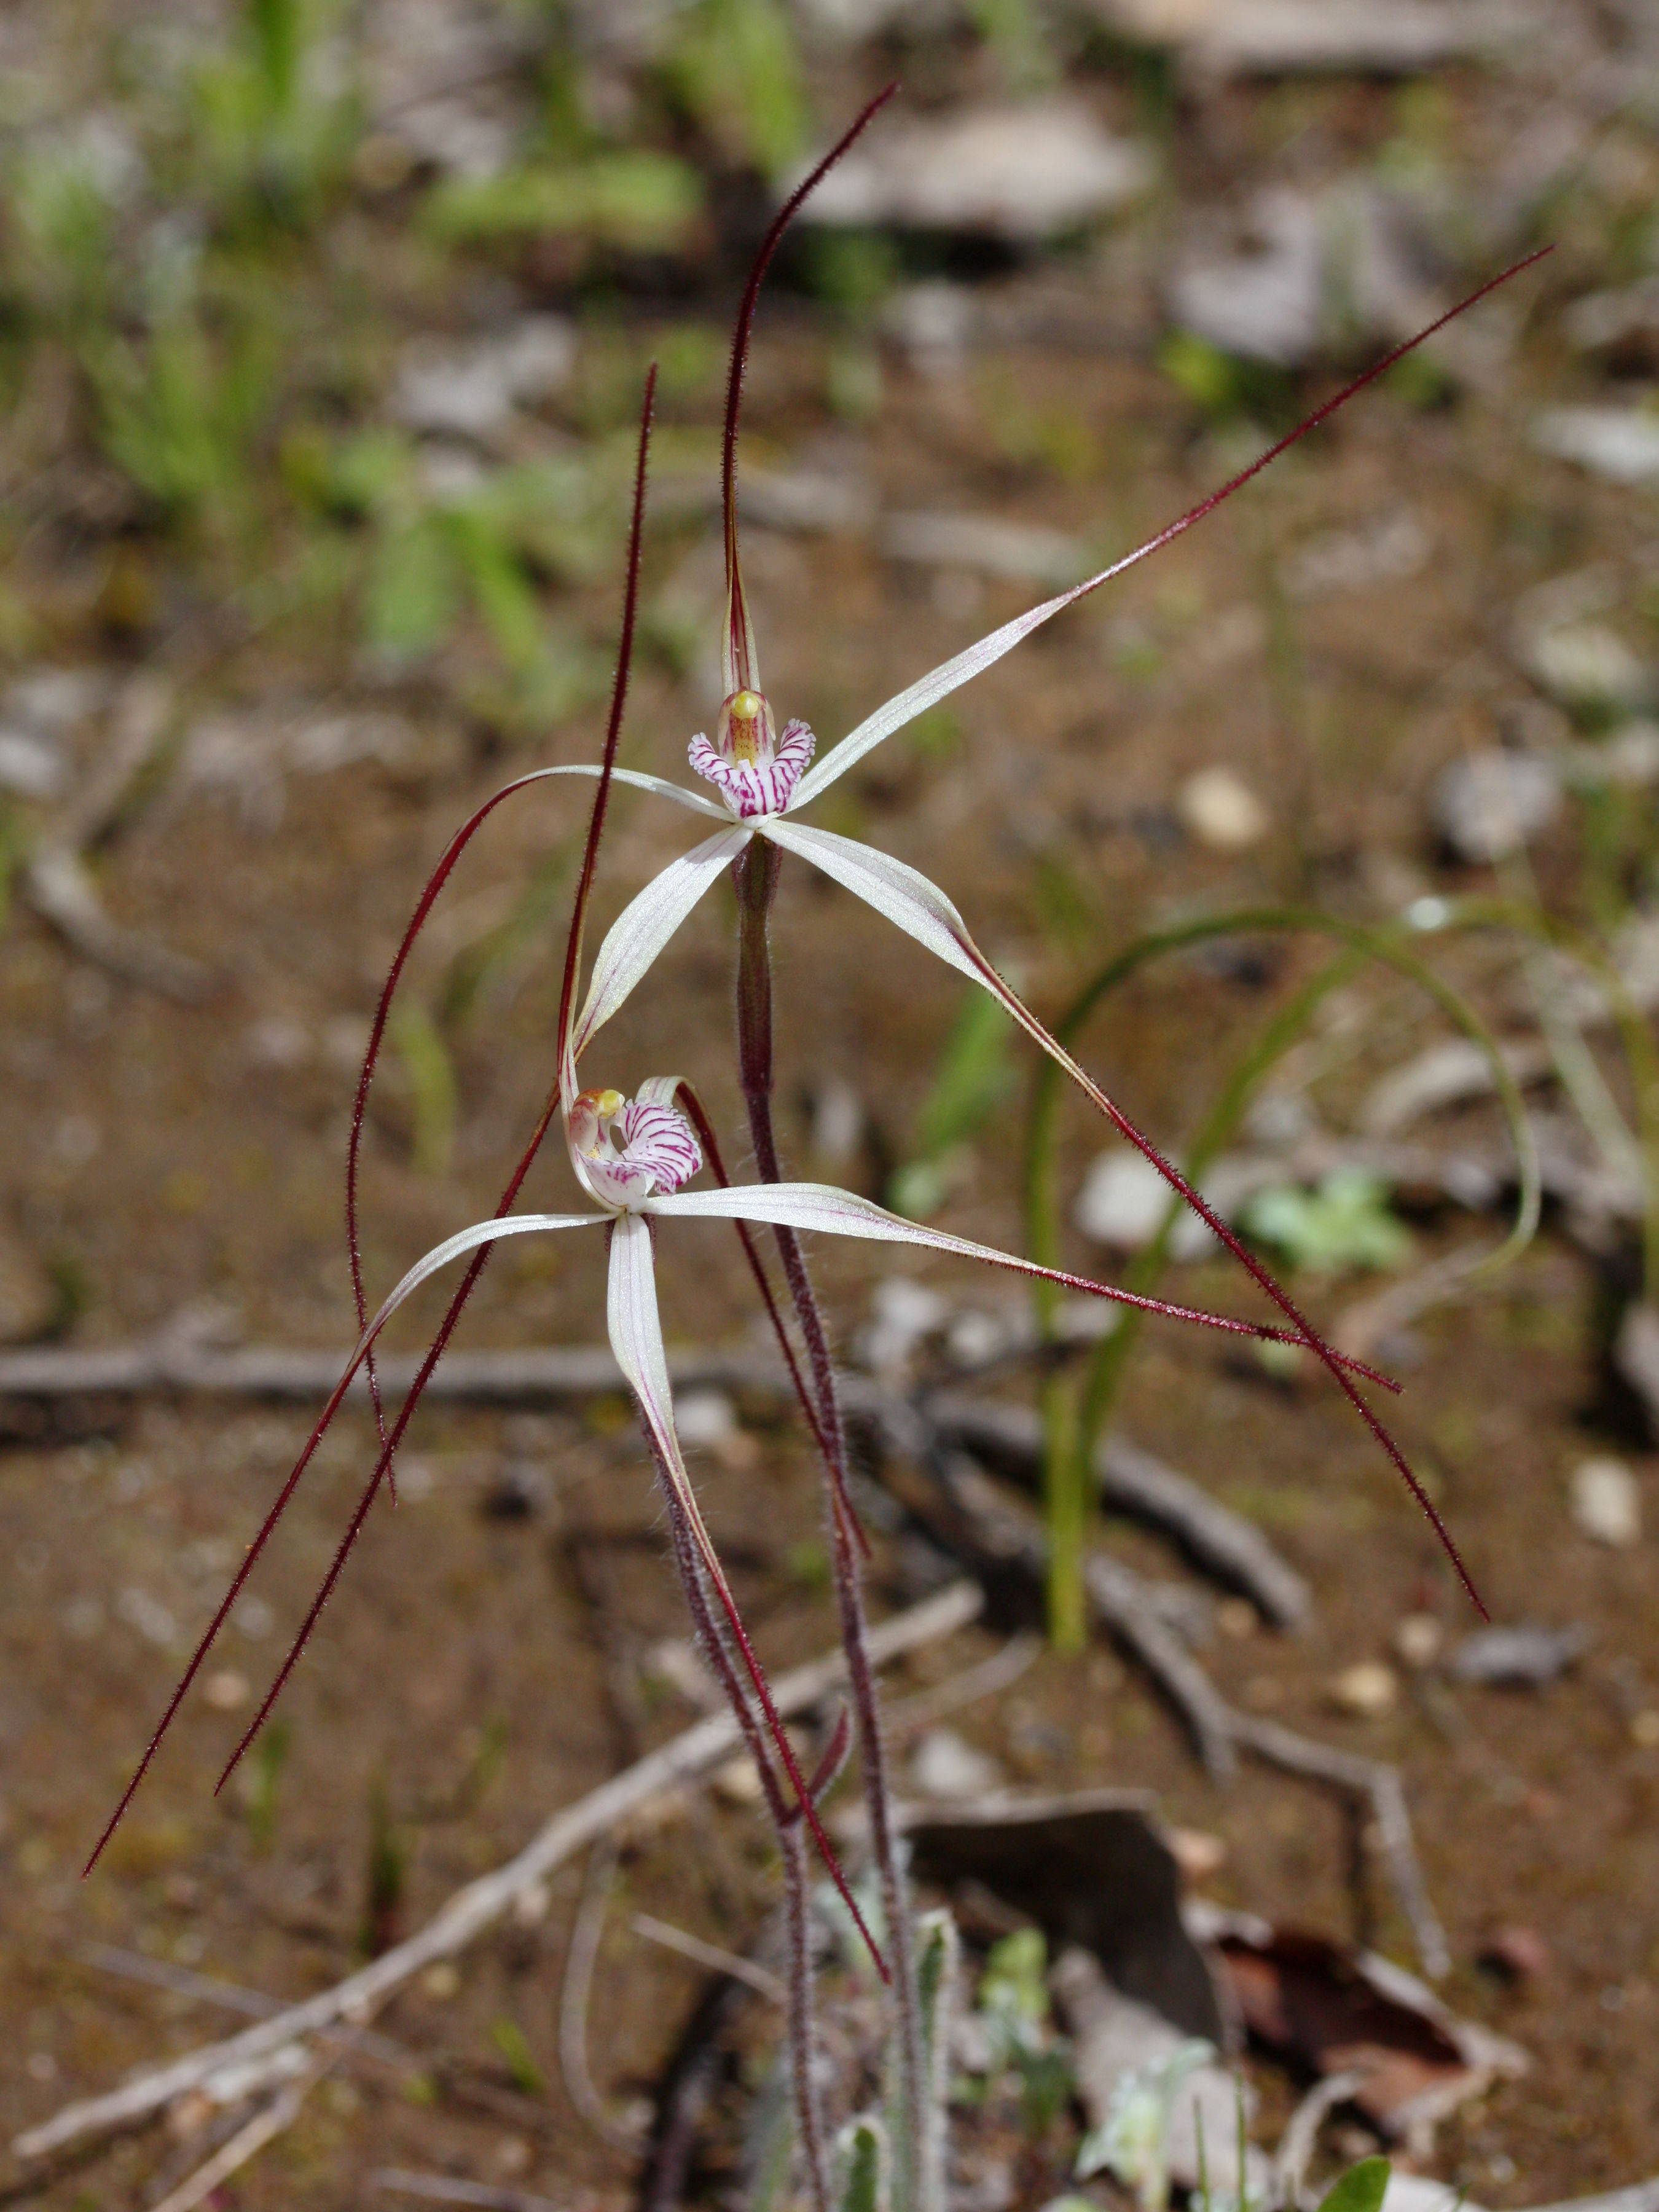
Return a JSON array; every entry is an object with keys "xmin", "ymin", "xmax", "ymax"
[
  {"xmin": 146, "ymin": 2063, "xmax": 323, "ymax": 2212},
  {"xmin": 1230, "ymin": 1712, "xmax": 1449, "ymax": 1980},
  {"xmin": 22, "ymin": 844, "xmax": 211, "ymax": 999},
  {"xmin": 630, "ymin": 1914, "xmax": 787, "ymax": 2004},
  {"xmin": 20, "ymin": 674, "xmax": 211, "ymax": 1002},
  {"xmin": 1271, "ymin": 2067, "xmax": 1371, "ymax": 2210},
  {"xmin": 904, "ymin": 1428, "xmax": 1241, "ymax": 1784},
  {"xmin": 557, "ymin": 1838, "xmax": 646, "ymax": 2155},
  {"xmin": 373, "ymin": 2172, "xmax": 564, "ymax": 2212},
  {"xmin": 1332, "ymin": 1241, "xmax": 1515, "ymax": 1364},
  {"xmin": 0, "ymin": 1336, "xmax": 777, "ymax": 1403},
  {"xmin": 880, "ymin": 1631, "xmax": 1042, "ymax": 1740},
  {"xmin": 862, "ymin": 1392, "xmax": 1450, "ymax": 1980},
  {"xmin": 0, "ymin": 1336, "xmax": 1312, "ymax": 1646},
  {"xmin": 78, "ymin": 1940, "xmax": 587, "ymax": 2147},
  {"xmin": 640, "ymin": 1951, "xmax": 760, "ymax": 2212},
  {"xmin": 926, "ymin": 1390, "xmax": 1312, "ymax": 1631},
  {"xmin": 80, "ymin": 1944, "xmax": 410, "ymax": 2068},
  {"xmin": 16, "ymin": 1580, "xmax": 981, "ymax": 2165}
]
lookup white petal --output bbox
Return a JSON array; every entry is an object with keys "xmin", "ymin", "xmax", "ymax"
[
  {"xmin": 573, "ymin": 825, "xmax": 751, "ymax": 1057},
  {"xmin": 648, "ymin": 1183, "xmax": 1276, "ymax": 1343},
  {"xmin": 789, "ymin": 502, "xmax": 1250, "ymax": 809},
  {"xmin": 756, "ymin": 818, "xmax": 1124, "ymax": 1134},
  {"xmin": 363, "ymin": 1212, "xmax": 605, "ymax": 1347},
  {"xmin": 605, "ymin": 1215, "xmax": 734, "ymax": 1598},
  {"xmin": 756, "ymin": 817, "xmax": 982, "ymax": 987},
  {"xmin": 551, "ymin": 762, "xmax": 730, "ymax": 822},
  {"xmin": 790, "ymin": 579, "xmax": 1092, "ymax": 807},
  {"xmin": 752, "ymin": 821, "xmax": 1388, "ymax": 1389},
  {"xmin": 606, "ymin": 1215, "xmax": 882, "ymax": 1943},
  {"xmin": 633, "ymin": 1074, "xmax": 686, "ymax": 1109}
]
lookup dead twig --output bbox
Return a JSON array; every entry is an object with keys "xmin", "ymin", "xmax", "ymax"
[
  {"xmin": 81, "ymin": 1942, "xmax": 565, "ymax": 2143},
  {"xmin": 1332, "ymin": 1236, "xmax": 1532, "ymax": 1365},
  {"xmin": 928, "ymin": 1437, "xmax": 1241, "ymax": 1783},
  {"xmin": 871, "ymin": 1390, "xmax": 1242, "ymax": 1783},
  {"xmin": 927, "ymin": 1391, "xmax": 1311, "ymax": 1631},
  {"xmin": 374, "ymin": 2172, "xmax": 563, "ymax": 2212},
  {"xmin": 640, "ymin": 1947, "xmax": 758, "ymax": 2212},
  {"xmin": 1271, "ymin": 2066, "xmax": 1371, "ymax": 2210},
  {"xmin": 15, "ymin": 1581, "xmax": 982, "ymax": 2164},
  {"xmin": 1083, "ymin": 1544, "xmax": 1239, "ymax": 1783},
  {"xmin": 1231, "ymin": 1714, "xmax": 1448, "ymax": 1980},
  {"xmin": 146, "ymin": 2062, "xmax": 322, "ymax": 2212},
  {"xmin": 82, "ymin": 1944, "xmax": 409, "ymax": 2069},
  {"xmin": 880, "ymin": 1631, "xmax": 1041, "ymax": 1740},
  {"xmin": 863, "ymin": 1393, "xmax": 1449, "ymax": 1980},
  {"xmin": 0, "ymin": 1328, "xmax": 1306, "ymax": 1653},
  {"xmin": 0, "ymin": 1337, "xmax": 778, "ymax": 1404},
  {"xmin": 20, "ymin": 675, "xmax": 211, "ymax": 1002},
  {"xmin": 630, "ymin": 1913, "xmax": 787, "ymax": 2004},
  {"xmin": 22, "ymin": 844, "xmax": 211, "ymax": 1000},
  {"xmin": 557, "ymin": 1838, "xmax": 646, "ymax": 2154}
]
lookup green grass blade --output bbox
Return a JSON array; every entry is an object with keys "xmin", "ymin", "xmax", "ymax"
[{"xmin": 1022, "ymin": 904, "xmax": 1543, "ymax": 1628}]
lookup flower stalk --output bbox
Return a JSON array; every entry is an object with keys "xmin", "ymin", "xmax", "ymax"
[
  {"xmin": 659, "ymin": 1438, "xmax": 833, "ymax": 2212},
  {"xmin": 718, "ymin": 98, "xmax": 931, "ymax": 2172},
  {"xmin": 732, "ymin": 820, "xmax": 927, "ymax": 2202}
]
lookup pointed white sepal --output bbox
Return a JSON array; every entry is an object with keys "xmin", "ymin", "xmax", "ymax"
[
  {"xmin": 361, "ymin": 1212, "xmax": 606, "ymax": 1353},
  {"xmin": 789, "ymin": 579, "xmax": 1089, "ymax": 808},
  {"xmin": 789, "ymin": 520, "xmax": 1220, "ymax": 809},
  {"xmin": 605, "ymin": 1214, "xmax": 742, "ymax": 1604},
  {"xmin": 755, "ymin": 817, "xmax": 1171, "ymax": 1193},
  {"xmin": 549, "ymin": 761, "xmax": 730, "ymax": 822},
  {"xmin": 573, "ymin": 825, "xmax": 752, "ymax": 1057},
  {"xmin": 754, "ymin": 817, "xmax": 983, "ymax": 990},
  {"xmin": 647, "ymin": 1182, "xmax": 1296, "ymax": 1346}
]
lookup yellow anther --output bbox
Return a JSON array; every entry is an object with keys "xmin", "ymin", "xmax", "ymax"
[{"xmin": 731, "ymin": 690, "xmax": 762, "ymax": 720}]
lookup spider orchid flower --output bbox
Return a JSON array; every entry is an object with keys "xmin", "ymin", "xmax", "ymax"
[
  {"xmin": 206, "ymin": 1051, "xmax": 1396, "ymax": 1902},
  {"xmin": 455, "ymin": 105, "xmax": 1545, "ymax": 1601},
  {"xmin": 85, "ymin": 356, "xmax": 1372, "ymax": 1939},
  {"xmin": 321, "ymin": 101, "xmax": 1542, "ymax": 1611},
  {"xmin": 348, "ymin": 1079, "xmax": 1398, "ymax": 1632}
]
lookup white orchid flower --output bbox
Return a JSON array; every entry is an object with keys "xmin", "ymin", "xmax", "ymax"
[
  {"xmin": 455, "ymin": 238, "xmax": 1544, "ymax": 1610},
  {"xmin": 350, "ymin": 1072, "xmax": 1381, "ymax": 1649},
  {"xmin": 326, "ymin": 101, "xmax": 1538, "ymax": 1612},
  {"xmin": 88, "ymin": 358, "xmax": 1370, "ymax": 1924}
]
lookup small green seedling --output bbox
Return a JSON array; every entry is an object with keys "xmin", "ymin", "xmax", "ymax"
[
  {"xmin": 1242, "ymin": 1169, "xmax": 1412, "ymax": 1277},
  {"xmin": 1314, "ymin": 2156, "xmax": 1392, "ymax": 2212}
]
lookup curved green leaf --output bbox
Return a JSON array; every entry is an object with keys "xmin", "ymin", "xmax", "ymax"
[{"xmin": 1315, "ymin": 2155, "xmax": 1392, "ymax": 2212}]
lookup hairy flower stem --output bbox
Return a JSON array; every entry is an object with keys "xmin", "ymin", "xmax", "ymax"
[
  {"xmin": 658, "ymin": 1443, "xmax": 831, "ymax": 2212},
  {"xmin": 732, "ymin": 840, "xmax": 925, "ymax": 2202},
  {"xmin": 781, "ymin": 1814, "xmax": 831, "ymax": 2204}
]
